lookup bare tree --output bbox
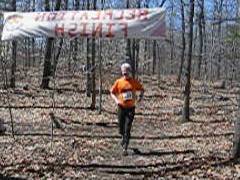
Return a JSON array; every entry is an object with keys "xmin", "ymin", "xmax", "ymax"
[
  {"xmin": 182, "ymin": 0, "xmax": 195, "ymax": 122},
  {"xmin": 216, "ymin": 0, "xmax": 224, "ymax": 79},
  {"xmin": 98, "ymin": 0, "xmax": 105, "ymax": 114},
  {"xmin": 169, "ymin": 0, "xmax": 175, "ymax": 75},
  {"xmin": 196, "ymin": 0, "xmax": 204, "ymax": 78},
  {"xmin": 232, "ymin": 0, "xmax": 240, "ymax": 160},
  {"xmin": 90, "ymin": 0, "xmax": 97, "ymax": 110},
  {"xmin": 10, "ymin": 0, "xmax": 17, "ymax": 88},
  {"xmin": 52, "ymin": 0, "xmax": 68, "ymax": 76},
  {"xmin": 177, "ymin": 0, "xmax": 186, "ymax": 83},
  {"xmin": 126, "ymin": 0, "xmax": 134, "ymax": 76},
  {"xmin": 86, "ymin": 0, "xmax": 91, "ymax": 97},
  {"xmin": 41, "ymin": 0, "xmax": 62, "ymax": 89}
]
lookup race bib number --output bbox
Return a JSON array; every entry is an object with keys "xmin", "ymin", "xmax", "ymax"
[{"xmin": 122, "ymin": 91, "xmax": 133, "ymax": 101}]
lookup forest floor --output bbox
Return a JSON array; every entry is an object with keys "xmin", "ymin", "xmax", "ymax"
[{"xmin": 0, "ymin": 71, "xmax": 239, "ymax": 179}]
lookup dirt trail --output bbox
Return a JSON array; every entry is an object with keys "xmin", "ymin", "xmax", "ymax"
[{"xmin": 0, "ymin": 76, "xmax": 238, "ymax": 179}]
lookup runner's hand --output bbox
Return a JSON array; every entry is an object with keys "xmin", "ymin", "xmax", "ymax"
[
  {"xmin": 137, "ymin": 96, "xmax": 143, "ymax": 103},
  {"xmin": 116, "ymin": 99, "xmax": 121, "ymax": 105}
]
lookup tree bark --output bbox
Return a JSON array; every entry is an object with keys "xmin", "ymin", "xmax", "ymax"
[
  {"xmin": 233, "ymin": 89, "xmax": 240, "ymax": 159},
  {"xmin": 216, "ymin": 0, "xmax": 223, "ymax": 79},
  {"xmin": 10, "ymin": 0, "xmax": 17, "ymax": 88},
  {"xmin": 132, "ymin": 39, "xmax": 136, "ymax": 78},
  {"xmin": 177, "ymin": 0, "xmax": 186, "ymax": 83},
  {"xmin": 72, "ymin": 0, "xmax": 79, "ymax": 64},
  {"xmin": 52, "ymin": 0, "xmax": 68, "ymax": 76},
  {"xmin": 98, "ymin": 0, "xmax": 105, "ymax": 114},
  {"xmin": 31, "ymin": 0, "xmax": 36, "ymax": 67},
  {"xmin": 41, "ymin": 0, "xmax": 61, "ymax": 89},
  {"xmin": 86, "ymin": 0, "xmax": 91, "ymax": 97},
  {"xmin": 182, "ymin": 0, "xmax": 195, "ymax": 122},
  {"xmin": 232, "ymin": 0, "xmax": 240, "ymax": 160},
  {"xmin": 169, "ymin": 0, "xmax": 174, "ymax": 75},
  {"xmin": 126, "ymin": 0, "xmax": 135, "ymax": 77},
  {"xmin": 90, "ymin": 0, "xmax": 97, "ymax": 110},
  {"xmin": 196, "ymin": 0, "xmax": 204, "ymax": 78},
  {"xmin": 152, "ymin": 40, "xmax": 157, "ymax": 74}
]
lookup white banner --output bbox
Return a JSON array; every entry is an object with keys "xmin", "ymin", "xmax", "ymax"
[{"xmin": 2, "ymin": 8, "xmax": 166, "ymax": 41}]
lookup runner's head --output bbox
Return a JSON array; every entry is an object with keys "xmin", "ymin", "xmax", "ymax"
[{"xmin": 121, "ymin": 63, "xmax": 131, "ymax": 77}]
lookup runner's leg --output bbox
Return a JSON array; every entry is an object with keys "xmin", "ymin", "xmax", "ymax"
[
  {"xmin": 117, "ymin": 105, "xmax": 125, "ymax": 136},
  {"xmin": 123, "ymin": 107, "xmax": 135, "ymax": 151}
]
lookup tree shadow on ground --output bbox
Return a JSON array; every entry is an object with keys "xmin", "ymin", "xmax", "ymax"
[
  {"xmin": 3, "ymin": 132, "xmax": 233, "ymax": 140},
  {"xmin": 0, "ymin": 105, "xmax": 91, "ymax": 110},
  {"xmin": 2, "ymin": 155, "xmax": 234, "ymax": 177},
  {"xmin": 0, "ymin": 173, "xmax": 25, "ymax": 180},
  {"xmin": 103, "ymin": 109, "xmax": 164, "ymax": 117},
  {"xmin": 98, "ymin": 156, "xmax": 234, "ymax": 176},
  {"xmin": 130, "ymin": 148, "xmax": 195, "ymax": 157},
  {"xmin": 189, "ymin": 119, "xmax": 231, "ymax": 124}
]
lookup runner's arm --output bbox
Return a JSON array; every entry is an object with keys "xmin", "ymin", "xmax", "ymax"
[
  {"xmin": 110, "ymin": 80, "xmax": 120, "ymax": 105},
  {"xmin": 134, "ymin": 80, "xmax": 144, "ymax": 102},
  {"xmin": 138, "ymin": 89, "xmax": 144, "ymax": 102},
  {"xmin": 111, "ymin": 92, "xmax": 120, "ymax": 105}
]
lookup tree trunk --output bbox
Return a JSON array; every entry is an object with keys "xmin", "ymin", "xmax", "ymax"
[
  {"xmin": 40, "ymin": 0, "xmax": 61, "ymax": 89},
  {"xmin": 232, "ymin": 0, "xmax": 240, "ymax": 160},
  {"xmin": 90, "ymin": 0, "xmax": 97, "ymax": 110},
  {"xmin": 86, "ymin": 0, "xmax": 91, "ymax": 97},
  {"xmin": 27, "ymin": 38, "xmax": 31, "ymax": 67},
  {"xmin": 73, "ymin": 0, "xmax": 79, "ymax": 64},
  {"xmin": 142, "ymin": 1, "xmax": 149, "ymax": 76},
  {"xmin": 10, "ymin": 0, "xmax": 17, "ymax": 88},
  {"xmin": 98, "ymin": 0, "xmax": 105, "ymax": 114},
  {"xmin": 152, "ymin": 40, "xmax": 157, "ymax": 74},
  {"xmin": 134, "ymin": 0, "xmax": 141, "ymax": 78},
  {"xmin": 31, "ymin": 0, "xmax": 36, "ymax": 67},
  {"xmin": 41, "ymin": 38, "xmax": 53, "ymax": 89},
  {"xmin": 131, "ymin": 39, "xmax": 136, "ymax": 78},
  {"xmin": 216, "ymin": 0, "xmax": 223, "ymax": 79},
  {"xmin": 91, "ymin": 38, "xmax": 96, "ymax": 109},
  {"xmin": 157, "ymin": 43, "xmax": 162, "ymax": 86},
  {"xmin": 182, "ymin": 0, "xmax": 195, "ymax": 122},
  {"xmin": 135, "ymin": 40, "xmax": 140, "ymax": 78},
  {"xmin": 233, "ymin": 90, "xmax": 240, "ymax": 159},
  {"xmin": 52, "ymin": 0, "xmax": 68, "ymax": 76},
  {"xmin": 170, "ymin": 1, "xmax": 174, "ymax": 75},
  {"xmin": 159, "ymin": 0, "xmax": 167, "ymax": 7},
  {"xmin": 126, "ymin": 0, "xmax": 135, "ymax": 76},
  {"xmin": 196, "ymin": 0, "xmax": 204, "ymax": 78},
  {"xmin": 177, "ymin": 0, "xmax": 186, "ymax": 83}
]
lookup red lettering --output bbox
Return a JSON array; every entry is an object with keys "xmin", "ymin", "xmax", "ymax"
[
  {"xmin": 114, "ymin": 10, "xmax": 124, "ymax": 20},
  {"xmin": 104, "ymin": 10, "xmax": 113, "ymax": 20},
  {"xmin": 68, "ymin": 23, "xmax": 78, "ymax": 38},
  {"xmin": 71, "ymin": 11, "xmax": 78, "ymax": 20},
  {"xmin": 120, "ymin": 23, "xmax": 128, "ymax": 37},
  {"xmin": 34, "ymin": 13, "xmax": 43, "ymax": 21},
  {"xmin": 92, "ymin": 23, "xmax": 102, "ymax": 37},
  {"xmin": 138, "ymin": 9, "xmax": 149, "ymax": 20},
  {"xmin": 80, "ymin": 12, "xmax": 88, "ymax": 20},
  {"xmin": 47, "ymin": 12, "xmax": 57, "ymax": 21},
  {"xmin": 125, "ymin": 9, "xmax": 136, "ymax": 20},
  {"xmin": 57, "ymin": 12, "xmax": 66, "ymax": 21},
  {"xmin": 34, "ymin": 12, "xmax": 47, "ymax": 21},
  {"xmin": 92, "ymin": 11, "xmax": 101, "ymax": 20},
  {"xmin": 80, "ymin": 23, "xmax": 90, "ymax": 37},
  {"xmin": 106, "ymin": 23, "xmax": 115, "ymax": 38},
  {"xmin": 55, "ymin": 23, "xmax": 65, "ymax": 37}
]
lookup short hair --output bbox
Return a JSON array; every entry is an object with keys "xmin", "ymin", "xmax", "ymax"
[{"xmin": 121, "ymin": 63, "xmax": 131, "ymax": 72}]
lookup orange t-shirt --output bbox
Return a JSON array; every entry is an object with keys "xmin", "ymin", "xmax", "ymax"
[{"xmin": 110, "ymin": 77, "xmax": 144, "ymax": 108}]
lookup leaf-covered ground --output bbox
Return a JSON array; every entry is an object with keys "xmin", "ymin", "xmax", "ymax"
[{"xmin": 0, "ymin": 72, "xmax": 238, "ymax": 179}]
